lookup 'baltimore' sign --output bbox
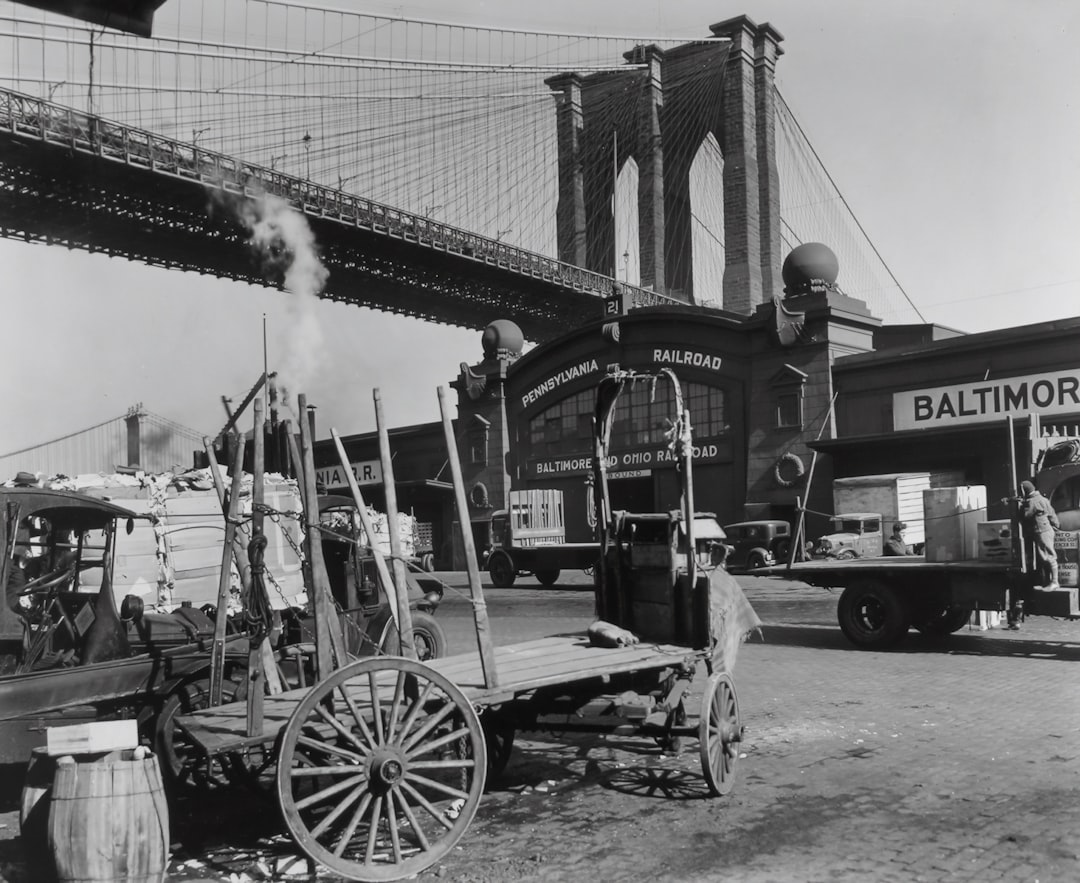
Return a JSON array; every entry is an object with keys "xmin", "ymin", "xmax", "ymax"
[{"xmin": 894, "ymin": 369, "xmax": 1080, "ymax": 430}]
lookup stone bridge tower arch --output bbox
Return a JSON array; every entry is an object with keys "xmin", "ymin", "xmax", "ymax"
[{"xmin": 547, "ymin": 15, "xmax": 784, "ymax": 315}]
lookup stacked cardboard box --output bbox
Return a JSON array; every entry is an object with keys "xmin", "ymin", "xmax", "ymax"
[
  {"xmin": 923, "ymin": 486, "xmax": 987, "ymax": 562},
  {"xmin": 976, "ymin": 520, "xmax": 1013, "ymax": 562}
]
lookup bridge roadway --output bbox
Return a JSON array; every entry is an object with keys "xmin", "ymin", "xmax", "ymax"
[{"xmin": 0, "ymin": 87, "xmax": 679, "ymax": 342}]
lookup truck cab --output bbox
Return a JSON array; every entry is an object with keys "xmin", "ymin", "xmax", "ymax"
[{"xmin": 810, "ymin": 513, "xmax": 883, "ymax": 559}]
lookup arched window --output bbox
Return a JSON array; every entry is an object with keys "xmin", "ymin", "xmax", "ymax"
[
  {"xmin": 690, "ymin": 132, "xmax": 725, "ymax": 307},
  {"xmin": 528, "ymin": 382, "xmax": 727, "ymax": 458}
]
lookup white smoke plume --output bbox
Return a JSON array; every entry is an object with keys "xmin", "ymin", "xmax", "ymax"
[{"xmin": 214, "ymin": 191, "xmax": 329, "ymax": 412}]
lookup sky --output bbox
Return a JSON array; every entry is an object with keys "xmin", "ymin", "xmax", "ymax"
[{"xmin": 1, "ymin": 0, "xmax": 1078, "ymax": 458}]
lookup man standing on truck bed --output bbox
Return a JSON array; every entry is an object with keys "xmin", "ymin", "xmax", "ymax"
[
  {"xmin": 1018, "ymin": 480, "xmax": 1059, "ymax": 589},
  {"xmin": 883, "ymin": 522, "xmax": 913, "ymax": 556}
]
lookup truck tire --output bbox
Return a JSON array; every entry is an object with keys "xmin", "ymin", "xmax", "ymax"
[
  {"xmin": 913, "ymin": 605, "xmax": 973, "ymax": 636},
  {"xmin": 837, "ymin": 581, "xmax": 911, "ymax": 648},
  {"xmin": 488, "ymin": 552, "xmax": 517, "ymax": 588},
  {"xmin": 535, "ymin": 569, "xmax": 559, "ymax": 586},
  {"xmin": 379, "ymin": 611, "xmax": 448, "ymax": 661},
  {"xmin": 773, "ymin": 539, "xmax": 791, "ymax": 564}
]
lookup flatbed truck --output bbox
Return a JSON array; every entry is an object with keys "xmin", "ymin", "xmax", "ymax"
[
  {"xmin": 484, "ymin": 489, "xmax": 598, "ymax": 587},
  {"xmin": 760, "ymin": 550, "xmax": 1078, "ymax": 649}
]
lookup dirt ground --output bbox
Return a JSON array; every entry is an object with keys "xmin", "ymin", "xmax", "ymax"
[{"xmin": 2, "ymin": 578, "xmax": 1078, "ymax": 882}]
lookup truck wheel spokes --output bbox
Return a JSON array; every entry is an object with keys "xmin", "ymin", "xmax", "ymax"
[
  {"xmin": 278, "ymin": 658, "xmax": 486, "ymax": 882},
  {"xmin": 699, "ymin": 672, "xmax": 740, "ymax": 796}
]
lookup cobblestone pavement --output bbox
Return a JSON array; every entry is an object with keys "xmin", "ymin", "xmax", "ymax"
[{"xmin": 2, "ymin": 576, "xmax": 1078, "ymax": 883}]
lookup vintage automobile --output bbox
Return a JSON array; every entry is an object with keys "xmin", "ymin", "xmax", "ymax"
[
  {"xmin": 314, "ymin": 495, "xmax": 447, "ymax": 660},
  {"xmin": 0, "ymin": 486, "xmax": 448, "ymax": 797},
  {"xmin": 809, "ymin": 513, "xmax": 884, "ymax": 559},
  {"xmin": 0, "ymin": 486, "xmax": 240, "ymax": 786},
  {"xmin": 722, "ymin": 520, "xmax": 793, "ymax": 572}
]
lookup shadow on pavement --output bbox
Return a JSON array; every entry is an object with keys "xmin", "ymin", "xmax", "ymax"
[
  {"xmin": 600, "ymin": 766, "xmax": 711, "ymax": 801},
  {"xmin": 757, "ymin": 623, "xmax": 1080, "ymax": 661}
]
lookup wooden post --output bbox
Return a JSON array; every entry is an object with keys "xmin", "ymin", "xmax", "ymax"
[
  {"xmin": 297, "ymin": 394, "xmax": 345, "ymax": 680},
  {"xmin": 791, "ymin": 496, "xmax": 805, "ymax": 569},
  {"xmin": 792, "ymin": 392, "xmax": 838, "ymax": 565},
  {"xmin": 246, "ymin": 397, "xmax": 267, "ymax": 737},
  {"xmin": 374, "ymin": 389, "xmax": 416, "ymax": 659},
  {"xmin": 331, "ymin": 429, "xmax": 401, "ymax": 650},
  {"xmin": 205, "ymin": 435, "xmax": 245, "ymax": 707},
  {"xmin": 438, "ymin": 385, "xmax": 498, "ymax": 687}
]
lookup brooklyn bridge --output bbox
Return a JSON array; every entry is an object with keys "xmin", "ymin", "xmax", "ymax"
[{"xmin": 0, "ymin": 1, "xmax": 922, "ymax": 346}]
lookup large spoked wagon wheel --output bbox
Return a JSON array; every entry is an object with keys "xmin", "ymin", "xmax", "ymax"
[
  {"xmin": 699, "ymin": 672, "xmax": 741, "ymax": 796},
  {"xmin": 156, "ymin": 674, "xmax": 275, "ymax": 796},
  {"xmin": 277, "ymin": 657, "xmax": 487, "ymax": 882}
]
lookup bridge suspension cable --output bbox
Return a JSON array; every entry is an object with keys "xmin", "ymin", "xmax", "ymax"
[{"xmin": 0, "ymin": 0, "xmax": 921, "ymax": 323}]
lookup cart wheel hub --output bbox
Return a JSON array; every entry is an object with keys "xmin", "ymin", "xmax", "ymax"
[{"xmin": 371, "ymin": 752, "xmax": 405, "ymax": 788}]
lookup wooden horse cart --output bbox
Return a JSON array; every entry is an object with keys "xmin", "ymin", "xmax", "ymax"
[{"xmin": 176, "ymin": 370, "xmax": 758, "ymax": 881}]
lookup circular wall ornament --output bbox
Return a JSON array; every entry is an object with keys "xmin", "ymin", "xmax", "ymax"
[{"xmin": 470, "ymin": 482, "xmax": 490, "ymax": 508}]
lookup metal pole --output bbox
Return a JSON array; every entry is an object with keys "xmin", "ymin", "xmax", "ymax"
[{"xmin": 1007, "ymin": 415, "xmax": 1027, "ymax": 573}]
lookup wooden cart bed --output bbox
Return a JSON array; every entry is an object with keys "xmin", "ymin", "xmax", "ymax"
[{"xmin": 176, "ymin": 633, "xmax": 697, "ymax": 757}]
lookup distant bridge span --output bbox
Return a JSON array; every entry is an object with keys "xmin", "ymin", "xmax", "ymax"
[{"xmin": 0, "ymin": 89, "xmax": 677, "ymax": 341}]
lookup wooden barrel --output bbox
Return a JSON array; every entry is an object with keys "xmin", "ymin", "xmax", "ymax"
[{"xmin": 47, "ymin": 751, "xmax": 170, "ymax": 883}]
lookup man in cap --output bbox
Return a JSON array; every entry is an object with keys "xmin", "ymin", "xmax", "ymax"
[
  {"xmin": 1018, "ymin": 480, "xmax": 1059, "ymax": 589},
  {"xmin": 883, "ymin": 522, "xmax": 913, "ymax": 556}
]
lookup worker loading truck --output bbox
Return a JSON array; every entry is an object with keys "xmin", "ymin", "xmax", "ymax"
[{"xmin": 760, "ymin": 418, "xmax": 1080, "ymax": 648}]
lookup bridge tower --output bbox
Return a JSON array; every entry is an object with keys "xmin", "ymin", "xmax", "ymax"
[{"xmin": 547, "ymin": 15, "xmax": 784, "ymax": 314}]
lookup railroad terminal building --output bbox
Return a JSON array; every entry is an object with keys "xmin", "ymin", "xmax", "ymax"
[
  {"xmin": 309, "ymin": 14, "xmax": 1080, "ymax": 565},
  {"xmin": 313, "ymin": 250, "xmax": 1080, "ymax": 568}
]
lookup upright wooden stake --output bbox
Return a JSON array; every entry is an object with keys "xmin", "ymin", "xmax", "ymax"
[
  {"xmin": 331, "ymin": 429, "xmax": 401, "ymax": 650},
  {"xmin": 438, "ymin": 386, "xmax": 498, "ymax": 687},
  {"xmin": 246, "ymin": 397, "xmax": 267, "ymax": 736},
  {"xmin": 297, "ymin": 394, "xmax": 344, "ymax": 680},
  {"xmin": 205, "ymin": 435, "xmax": 245, "ymax": 707},
  {"xmin": 792, "ymin": 392, "xmax": 838, "ymax": 564},
  {"xmin": 791, "ymin": 496, "xmax": 804, "ymax": 571},
  {"xmin": 374, "ymin": 389, "xmax": 415, "ymax": 659}
]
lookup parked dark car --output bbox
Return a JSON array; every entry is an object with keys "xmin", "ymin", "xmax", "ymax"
[{"xmin": 722, "ymin": 520, "xmax": 792, "ymax": 572}]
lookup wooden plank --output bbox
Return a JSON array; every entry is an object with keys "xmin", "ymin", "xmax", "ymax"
[
  {"xmin": 206, "ymin": 436, "xmax": 245, "ymax": 708},
  {"xmin": 439, "ymin": 385, "xmax": 498, "ymax": 688},
  {"xmin": 178, "ymin": 636, "xmax": 696, "ymax": 757},
  {"xmin": 297, "ymin": 398, "xmax": 346, "ymax": 678},
  {"xmin": 375, "ymin": 388, "xmax": 416, "ymax": 659},
  {"xmin": 429, "ymin": 634, "xmax": 577, "ymax": 676}
]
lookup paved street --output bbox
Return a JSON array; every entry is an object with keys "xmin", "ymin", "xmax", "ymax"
[
  {"xmin": 2, "ymin": 573, "xmax": 1078, "ymax": 882},
  {"xmin": 426, "ymin": 574, "xmax": 1080, "ymax": 883}
]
